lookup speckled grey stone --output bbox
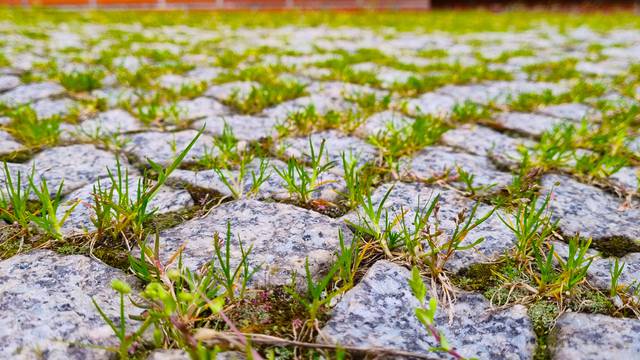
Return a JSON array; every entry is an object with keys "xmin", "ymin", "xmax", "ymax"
[
  {"xmin": 319, "ymin": 260, "xmax": 536, "ymax": 359},
  {"xmin": 438, "ymin": 81, "xmax": 566, "ymax": 106},
  {"xmin": 307, "ymin": 81, "xmax": 387, "ymax": 100},
  {"xmin": 192, "ymin": 114, "xmax": 278, "ymax": 141},
  {"xmin": 538, "ymin": 103, "xmax": 600, "ymax": 122},
  {"xmin": 0, "ymin": 144, "xmax": 128, "ymax": 199},
  {"xmin": 541, "ymin": 174, "xmax": 640, "ymax": 250},
  {"xmin": 153, "ymin": 199, "xmax": 352, "ymax": 288},
  {"xmin": 609, "ymin": 166, "xmax": 639, "ymax": 194},
  {"xmin": 342, "ymin": 182, "xmax": 515, "ymax": 271},
  {"xmin": 185, "ymin": 67, "xmax": 223, "ymax": 83},
  {"xmin": 549, "ymin": 312, "xmax": 640, "ymax": 360},
  {"xmin": 168, "ymin": 158, "xmax": 345, "ymax": 202},
  {"xmin": 204, "ymin": 81, "xmax": 259, "ymax": 101},
  {"xmin": 405, "ymin": 92, "xmax": 457, "ymax": 117},
  {"xmin": 0, "ymin": 250, "xmax": 140, "ymax": 359},
  {"xmin": 124, "ymin": 130, "xmax": 216, "ymax": 166},
  {"xmin": 0, "ymin": 82, "xmax": 65, "ymax": 107},
  {"xmin": 261, "ymin": 94, "xmax": 357, "ymax": 122},
  {"xmin": 157, "ymin": 74, "xmax": 193, "ymax": 90},
  {"xmin": 31, "ymin": 98, "xmax": 75, "ymax": 119},
  {"xmin": 493, "ymin": 112, "xmax": 567, "ymax": 137},
  {"xmin": 91, "ymin": 87, "xmax": 140, "ymax": 108},
  {"xmin": 441, "ymin": 124, "xmax": 534, "ymax": 167},
  {"xmin": 354, "ymin": 110, "xmax": 412, "ymax": 137},
  {"xmin": 405, "ymin": 145, "xmax": 512, "ymax": 192},
  {"xmin": 0, "ymin": 75, "xmax": 20, "ymax": 92},
  {"xmin": 57, "ymin": 177, "xmax": 193, "ymax": 237},
  {"xmin": 0, "ymin": 130, "xmax": 24, "ymax": 154},
  {"xmin": 279, "ymin": 130, "xmax": 378, "ymax": 175},
  {"xmin": 175, "ymin": 96, "xmax": 228, "ymax": 121},
  {"xmin": 69, "ymin": 109, "xmax": 144, "ymax": 139}
]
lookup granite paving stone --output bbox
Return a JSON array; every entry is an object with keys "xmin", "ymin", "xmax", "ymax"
[
  {"xmin": 152, "ymin": 199, "xmax": 352, "ymax": 288},
  {"xmin": 0, "ymin": 250, "xmax": 140, "ymax": 359},
  {"xmin": 550, "ymin": 313, "xmax": 640, "ymax": 360},
  {"xmin": 320, "ymin": 260, "xmax": 536, "ymax": 359}
]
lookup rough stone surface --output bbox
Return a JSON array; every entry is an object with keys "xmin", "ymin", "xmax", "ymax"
[
  {"xmin": 0, "ymin": 250, "xmax": 140, "ymax": 359},
  {"xmin": 355, "ymin": 110, "xmax": 412, "ymax": 137},
  {"xmin": 493, "ymin": 112, "xmax": 567, "ymax": 137},
  {"xmin": 0, "ymin": 129, "xmax": 24, "ymax": 154},
  {"xmin": 405, "ymin": 92, "xmax": 457, "ymax": 117},
  {"xmin": 0, "ymin": 82, "xmax": 65, "ymax": 107},
  {"xmin": 441, "ymin": 124, "xmax": 534, "ymax": 167},
  {"xmin": 68, "ymin": 109, "xmax": 144, "ymax": 139},
  {"xmin": 343, "ymin": 182, "xmax": 515, "ymax": 271},
  {"xmin": 168, "ymin": 158, "xmax": 345, "ymax": 202},
  {"xmin": 0, "ymin": 75, "xmax": 20, "ymax": 92},
  {"xmin": 279, "ymin": 130, "xmax": 378, "ymax": 175},
  {"xmin": 124, "ymin": 130, "xmax": 216, "ymax": 166},
  {"xmin": 205, "ymin": 81, "xmax": 259, "ymax": 101},
  {"xmin": 538, "ymin": 103, "xmax": 600, "ymax": 122},
  {"xmin": 153, "ymin": 199, "xmax": 352, "ymax": 287},
  {"xmin": 175, "ymin": 96, "xmax": 228, "ymax": 120},
  {"xmin": 405, "ymin": 145, "xmax": 512, "ymax": 192},
  {"xmin": 31, "ymin": 98, "xmax": 75, "ymax": 119},
  {"xmin": 609, "ymin": 166, "xmax": 639, "ymax": 194},
  {"xmin": 192, "ymin": 114, "xmax": 278, "ymax": 141},
  {"xmin": 0, "ymin": 144, "xmax": 129, "ymax": 198},
  {"xmin": 58, "ymin": 177, "xmax": 194, "ymax": 236},
  {"xmin": 320, "ymin": 260, "xmax": 536, "ymax": 359},
  {"xmin": 550, "ymin": 312, "xmax": 640, "ymax": 360},
  {"xmin": 541, "ymin": 173, "xmax": 640, "ymax": 249}
]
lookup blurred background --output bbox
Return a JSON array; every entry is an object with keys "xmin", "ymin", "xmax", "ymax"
[{"xmin": 0, "ymin": 0, "xmax": 637, "ymax": 10}]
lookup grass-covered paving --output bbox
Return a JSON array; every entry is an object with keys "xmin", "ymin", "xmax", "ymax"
[{"xmin": 0, "ymin": 7, "xmax": 639, "ymax": 360}]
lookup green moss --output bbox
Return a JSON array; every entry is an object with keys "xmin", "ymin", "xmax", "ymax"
[
  {"xmin": 593, "ymin": 237, "xmax": 640, "ymax": 258},
  {"xmin": 529, "ymin": 300, "xmax": 559, "ymax": 360}
]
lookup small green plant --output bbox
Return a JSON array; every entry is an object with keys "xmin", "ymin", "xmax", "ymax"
[
  {"xmin": 609, "ymin": 258, "xmax": 625, "ymax": 298},
  {"xmin": 338, "ymin": 152, "xmax": 369, "ymax": 209},
  {"xmin": 6, "ymin": 105, "xmax": 60, "ymax": 147},
  {"xmin": 532, "ymin": 123, "xmax": 579, "ymax": 170},
  {"xmin": 215, "ymin": 156, "xmax": 270, "ymax": 199},
  {"xmin": 274, "ymin": 138, "xmax": 336, "ymax": 204},
  {"xmin": 225, "ymin": 81, "xmax": 306, "ymax": 114},
  {"xmin": 345, "ymin": 92, "xmax": 391, "ymax": 115},
  {"xmin": 286, "ymin": 257, "xmax": 339, "ymax": 325},
  {"xmin": 409, "ymin": 266, "xmax": 466, "ymax": 359},
  {"xmin": 92, "ymin": 279, "xmax": 149, "ymax": 360},
  {"xmin": 334, "ymin": 230, "xmax": 361, "ymax": 291},
  {"xmin": 558, "ymin": 236, "xmax": 593, "ymax": 294},
  {"xmin": 60, "ymin": 69, "xmax": 103, "ymax": 92},
  {"xmin": 456, "ymin": 167, "xmax": 494, "ymax": 195},
  {"xmin": 91, "ymin": 129, "xmax": 203, "ymax": 242},
  {"xmin": 29, "ymin": 176, "xmax": 78, "ymax": 240},
  {"xmin": 533, "ymin": 242, "xmax": 558, "ymax": 294},
  {"xmin": 369, "ymin": 115, "xmax": 448, "ymax": 167},
  {"xmin": 506, "ymin": 90, "xmax": 556, "ymax": 112},
  {"xmin": 450, "ymin": 100, "xmax": 490, "ymax": 123},
  {"xmin": 523, "ymin": 58, "xmax": 579, "ymax": 82},
  {"xmin": 212, "ymin": 222, "xmax": 258, "ymax": 300},
  {"xmin": 0, "ymin": 163, "xmax": 31, "ymax": 231},
  {"xmin": 346, "ymin": 185, "xmax": 394, "ymax": 257},
  {"xmin": 498, "ymin": 195, "xmax": 556, "ymax": 263},
  {"xmin": 396, "ymin": 196, "xmax": 439, "ymax": 262}
]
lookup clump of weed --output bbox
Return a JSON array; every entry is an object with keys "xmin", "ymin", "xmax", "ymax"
[
  {"xmin": 60, "ymin": 69, "xmax": 104, "ymax": 92},
  {"xmin": 5, "ymin": 105, "xmax": 60, "ymax": 147}
]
